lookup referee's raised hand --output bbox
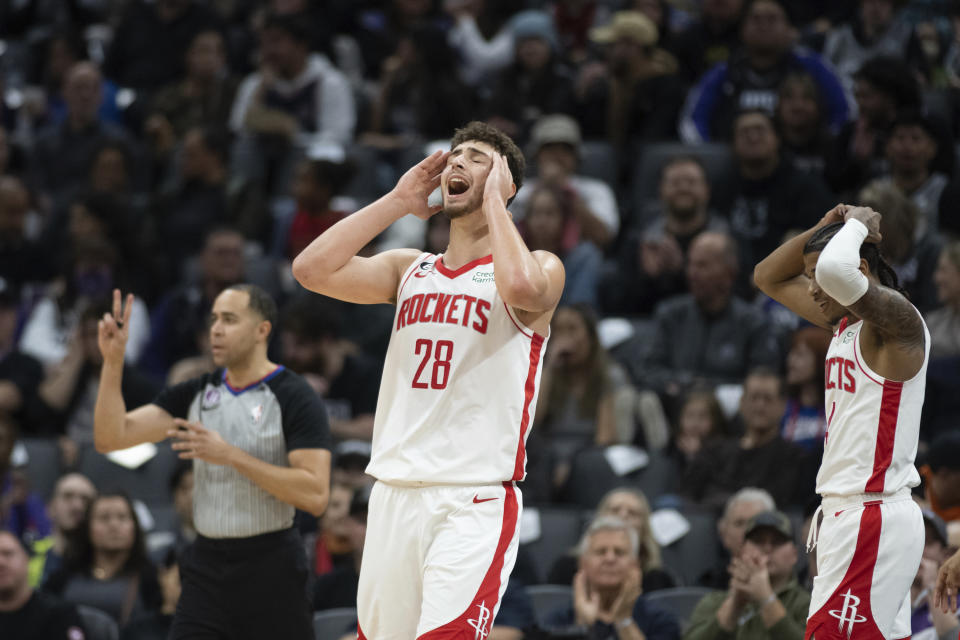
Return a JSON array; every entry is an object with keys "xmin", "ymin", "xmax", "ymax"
[{"xmin": 97, "ymin": 289, "xmax": 134, "ymax": 364}]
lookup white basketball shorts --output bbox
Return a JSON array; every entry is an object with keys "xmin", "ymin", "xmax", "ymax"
[
  {"xmin": 357, "ymin": 480, "xmax": 521, "ymax": 640},
  {"xmin": 805, "ymin": 490, "xmax": 923, "ymax": 640}
]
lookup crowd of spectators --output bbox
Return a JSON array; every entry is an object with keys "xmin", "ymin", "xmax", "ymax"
[{"xmin": 1, "ymin": 0, "xmax": 960, "ymax": 638}]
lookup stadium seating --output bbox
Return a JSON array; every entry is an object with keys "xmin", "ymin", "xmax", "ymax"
[
  {"xmin": 527, "ymin": 584, "xmax": 573, "ymax": 626},
  {"xmin": 77, "ymin": 605, "xmax": 119, "ymax": 640},
  {"xmin": 76, "ymin": 443, "xmax": 178, "ymax": 506},
  {"xmin": 562, "ymin": 447, "xmax": 680, "ymax": 509},
  {"xmin": 645, "ymin": 586, "xmax": 715, "ymax": 632},
  {"xmin": 313, "ymin": 608, "xmax": 358, "ymax": 640},
  {"xmin": 520, "ymin": 507, "xmax": 586, "ymax": 584},
  {"xmin": 658, "ymin": 510, "xmax": 721, "ymax": 586}
]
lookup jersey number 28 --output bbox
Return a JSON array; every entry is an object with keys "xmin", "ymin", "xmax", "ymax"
[{"xmin": 412, "ymin": 339, "xmax": 454, "ymax": 389}]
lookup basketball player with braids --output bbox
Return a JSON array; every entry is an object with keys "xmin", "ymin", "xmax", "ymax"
[
  {"xmin": 293, "ymin": 122, "xmax": 565, "ymax": 639},
  {"xmin": 755, "ymin": 205, "xmax": 929, "ymax": 640}
]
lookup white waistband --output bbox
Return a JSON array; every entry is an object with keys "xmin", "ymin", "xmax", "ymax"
[
  {"xmin": 806, "ymin": 488, "xmax": 912, "ymax": 552},
  {"xmin": 819, "ymin": 487, "xmax": 912, "ymax": 512}
]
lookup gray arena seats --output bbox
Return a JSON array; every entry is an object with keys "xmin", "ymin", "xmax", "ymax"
[
  {"xmin": 520, "ymin": 507, "xmax": 586, "ymax": 584},
  {"xmin": 658, "ymin": 510, "xmax": 722, "ymax": 586},
  {"xmin": 19, "ymin": 438, "xmax": 63, "ymax": 500},
  {"xmin": 562, "ymin": 447, "xmax": 680, "ymax": 509},
  {"xmin": 527, "ymin": 584, "xmax": 573, "ymax": 626},
  {"xmin": 77, "ymin": 605, "xmax": 119, "ymax": 640},
  {"xmin": 76, "ymin": 443, "xmax": 178, "ymax": 506},
  {"xmin": 313, "ymin": 608, "xmax": 358, "ymax": 640},
  {"xmin": 645, "ymin": 586, "xmax": 716, "ymax": 632}
]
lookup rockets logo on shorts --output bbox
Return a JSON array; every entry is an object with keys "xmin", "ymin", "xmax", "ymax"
[
  {"xmin": 827, "ymin": 590, "xmax": 866, "ymax": 637},
  {"xmin": 467, "ymin": 601, "xmax": 492, "ymax": 639}
]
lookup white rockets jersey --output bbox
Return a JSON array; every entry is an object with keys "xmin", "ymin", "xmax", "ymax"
[
  {"xmin": 816, "ymin": 314, "xmax": 930, "ymax": 497},
  {"xmin": 365, "ymin": 253, "xmax": 548, "ymax": 485}
]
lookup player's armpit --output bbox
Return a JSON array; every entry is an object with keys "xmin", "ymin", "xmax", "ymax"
[{"xmin": 847, "ymin": 282, "xmax": 925, "ymax": 351}]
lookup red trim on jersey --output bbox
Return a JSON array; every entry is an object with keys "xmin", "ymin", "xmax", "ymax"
[
  {"xmin": 512, "ymin": 334, "xmax": 544, "ymax": 482},
  {"xmin": 503, "ymin": 302, "xmax": 534, "ymax": 338},
  {"xmin": 416, "ymin": 482, "xmax": 519, "ymax": 639},
  {"xmin": 398, "ymin": 254, "xmax": 431, "ymax": 300},
  {"xmin": 852, "ymin": 329, "xmax": 884, "ymax": 386},
  {"xmin": 804, "ymin": 505, "xmax": 886, "ymax": 640},
  {"xmin": 435, "ymin": 254, "xmax": 492, "ymax": 278},
  {"xmin": 358, "ymin": 626, "xmax": 368, "ymax": 640},
  {"xmin": 865, "ymin": 380, "xmax": 903, "ymax": 493}
]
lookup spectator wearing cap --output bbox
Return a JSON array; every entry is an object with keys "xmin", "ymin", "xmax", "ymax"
[
  {"xmin": 0, "ymin": 530, "xmax": 87, "ymax": 640},
  {"xmin": 685, "ymin": 510, "xmax": 810, "ymax": 640},
  {"xmin": 823, "ymin": 0, "xmax": 926, "ymax": 94},
  {"xmin": 680, "ymin": 0, "xmax": 851, "ymax": 144},
  {"xmin": 510, "ymin": 114, "xmax": 619, "ymax": 248},
  {"xmin": 543, "ymin": 515, "xmax": 681, "ymax": 639},
  {"xmin": 912, "ymin": 510, "xmax": 960, "ymax": 639},
  {"xmin": 230, "ymin": 12, "xmax": 355, "ymax": 196},
  {"xmin": 872, "ymin": 111, "xmax": 949, "ymax": 239},
  {"xmin": 602, "ymin": 155, "xmax": 729, "ymax": 316},
  {"xmin": 920, "ymin": 432, "xmax": 960, "ymax": 524},
  {"xmin": 699, "ymin": 488, "xmax": 776, "ymax": 590},
  {"xmin": 672, "ymin": 0, "xmax": 746, "ymax": 83},
  {"xmin": 485, "ymin": 11, "xmax": 578, "ymax": 146},
  {"xmin": 0, "ymin": 280, "xmax": 42, "ymax": 431},
  {"xmin": 576, "ymin": 11, "xmax": 685, "ymax": 144},
  {"xmin": 825, "ymin": 55, "xmax": 921, "ymax": 198}
]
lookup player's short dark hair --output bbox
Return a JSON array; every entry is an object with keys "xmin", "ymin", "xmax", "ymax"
[
  {"xmin": 226, "ymin": 284, "xmax": 278, "ymax": 338},
  {"xmin": 450, "ymin": 121, "xmax": 525, "ymax": 205},
  {"xmin": 803, "ymin": 221, "xmax": 904, "ymax": 295}
]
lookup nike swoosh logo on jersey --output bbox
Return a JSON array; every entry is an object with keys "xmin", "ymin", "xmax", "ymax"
[{"xmin": 473, "ymin": 495, "xmax": 498, "ymax": 504}]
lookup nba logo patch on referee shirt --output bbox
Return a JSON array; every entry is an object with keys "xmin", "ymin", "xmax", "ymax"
[
  {"xmin": 251, "ymin": 404, "xmax": 263, "ymax": 424},
  {"xmin": 202, "ymin": 388, "xmax": 221, "ymax": 409}
]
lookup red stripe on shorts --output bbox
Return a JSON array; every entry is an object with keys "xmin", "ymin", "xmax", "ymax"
[
  {"xmin": 512, "ymin": 335, "xmax": 544, "ymax": 481},
  {"xmin": 804, "ymin": 505, "xmax": 886, "ymax": 640},
  {"xmin": 416, "ymin": 482, "xmax": 519, "ymax": 639},
  {"xmin": 865, "ymin": 380, "xmax": 902, "ymax": 493}
]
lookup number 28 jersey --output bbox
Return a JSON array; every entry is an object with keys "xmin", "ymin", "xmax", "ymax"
[{"xmin": 366, "ymin": 253, "xmax": 548, "ymax": 485}]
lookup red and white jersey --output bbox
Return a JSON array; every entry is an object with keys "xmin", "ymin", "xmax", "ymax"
[
  {"xmin": 366, "ymin": 253, "xmax": 548, "ymax": 485},
  {"xmin": 816, "ymin": 314, "xmax": 930, "ymax": 497}
]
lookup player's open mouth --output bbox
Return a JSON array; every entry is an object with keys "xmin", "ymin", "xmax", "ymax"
[{"xmin": 447, "ymin": 176, "xmax": 469, "ymax": 197}]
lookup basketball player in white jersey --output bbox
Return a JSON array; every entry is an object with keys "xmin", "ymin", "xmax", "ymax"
[
  {"xmin": 755, "ymin": 204, "xmax": 928, "ymax": 640},
  {"xmin": 292, "ymin": 122, "xmax": 565, "ymax": 639}
]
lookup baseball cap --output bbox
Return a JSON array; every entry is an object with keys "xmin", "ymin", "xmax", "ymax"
[
  {"xmin": 530, "ymin": 114, "xmax": 582, "ymax": 152},
  {"xmin": 590, "ymin": 11, "xmax": 658, "ymax": 47},
  {"xmin": 926, "ymin": 431, "xmax": 960, "ymax": 471},
  {"xmin": 745, "ymin": 510, "xmax": 794, "ymax": 542},
  {"xmin": 922, "ymin": 509, "xmax": 948, "ymax": 546},
  {"xmin": 511, "ymin": 10, "xmax": 558, "ymax": 52}
]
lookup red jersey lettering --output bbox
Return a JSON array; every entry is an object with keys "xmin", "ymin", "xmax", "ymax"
[{"xmin": 473, "ymin": 299, "xmax": 490, "ymax": 334}]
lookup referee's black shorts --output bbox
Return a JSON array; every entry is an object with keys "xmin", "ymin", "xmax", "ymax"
[{"xmin": 170, "ymin": 527, "xmax": 314, "ymax": 640}]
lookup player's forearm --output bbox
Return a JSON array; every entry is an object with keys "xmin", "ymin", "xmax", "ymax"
[
  {"xmin": 228, "ymin": 448, "xmax": 329, "ymax": 516},
  {"xmin": 753, "ymin": 224, "xmax": 820, "ymax": 292},
  {"xmin": 93, "ymin": 360, "xmax": 128, "ymax": 452},
  {"xmin": 484, "ymin": 198, "xmax": 550, "ymax": 306},
  {"xmin": 291, "ymin": 192, "xmax": 408, "ymax": 289}
]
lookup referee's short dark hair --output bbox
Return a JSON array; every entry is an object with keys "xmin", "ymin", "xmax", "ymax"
[{"xmin": 226, "ymin": 284, "xmax": 278, "ymax": 339}]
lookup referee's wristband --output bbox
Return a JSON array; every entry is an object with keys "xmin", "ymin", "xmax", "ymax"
[{"xmin": 616, "ymin": 617, "xmax": 635, "ymax": 630}]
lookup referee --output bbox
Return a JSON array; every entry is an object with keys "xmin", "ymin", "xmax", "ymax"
[{"xmin": 93, "ymin": 285, "xmax": 331, "ymax": 640}]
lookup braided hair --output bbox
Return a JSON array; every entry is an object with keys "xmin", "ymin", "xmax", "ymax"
[{"xmin": 802, "ymin": 222, "xmax": 907, "ymax": 297}]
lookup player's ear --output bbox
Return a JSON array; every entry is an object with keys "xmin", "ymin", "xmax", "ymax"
[
  {"xmin": 858, "ymin": 258, "xmax": 870, "ymax": 277},
  {"xmin": 259, "ymin": 320, "xmax": 272, "ymax": 342}
]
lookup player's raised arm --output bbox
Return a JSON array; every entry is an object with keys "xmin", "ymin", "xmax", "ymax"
[
  {"xmin": 753, "ymin": 204, "xmax": 847, "ymax": 330},
  {"xmin": 816, "ymin": 207, "xmax": 925, "ymax": 354},
  {"xmin": 483, "ymin": 153, "xmax": 565, "ymax": 314},
  {"xmin": 94, "ymin": 289, "xmax": 175, "ymax": 452},
  {"xmin": 292, "ymin": 150, "xmax": 449, "ymax": 305}
]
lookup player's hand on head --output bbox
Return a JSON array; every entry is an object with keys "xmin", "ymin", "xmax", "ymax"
[
  {"xmin": 843, "ymin": 206, "xmax": 882, "ymax": 243},
  {"xmin": 97, "ymin": 289, "xmax": 134, "ymax": 365},
  {"xmin": 820, "ymin": 204, "xmax": 849, "ymax": 227},
  {"xmin": 483, "ymin": 153, "xmax": 514, "ymax": 206},
  {"xmin": 393, "ymin": 149, "xmax": 449, "ymax": 220}
]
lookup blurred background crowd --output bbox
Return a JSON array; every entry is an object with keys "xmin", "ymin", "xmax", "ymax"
[{"xmin": 1, "ymin": 0, "xmax": 960, "ymax": 638}]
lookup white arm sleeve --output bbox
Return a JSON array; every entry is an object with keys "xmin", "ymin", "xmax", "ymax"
[{"xmin": 815, "ymin": 218, "xmax": 870, "ymax": 306}]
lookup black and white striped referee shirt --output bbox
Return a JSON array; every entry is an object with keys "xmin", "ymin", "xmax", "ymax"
[{"xmin": 153, "ymin": 366, "xmax": 331, "ymax": 538}]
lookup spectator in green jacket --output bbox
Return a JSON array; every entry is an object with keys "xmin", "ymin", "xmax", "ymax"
[{"xmin": 684, "ymin": 510, "xmax": 810, "ymax": 640}]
